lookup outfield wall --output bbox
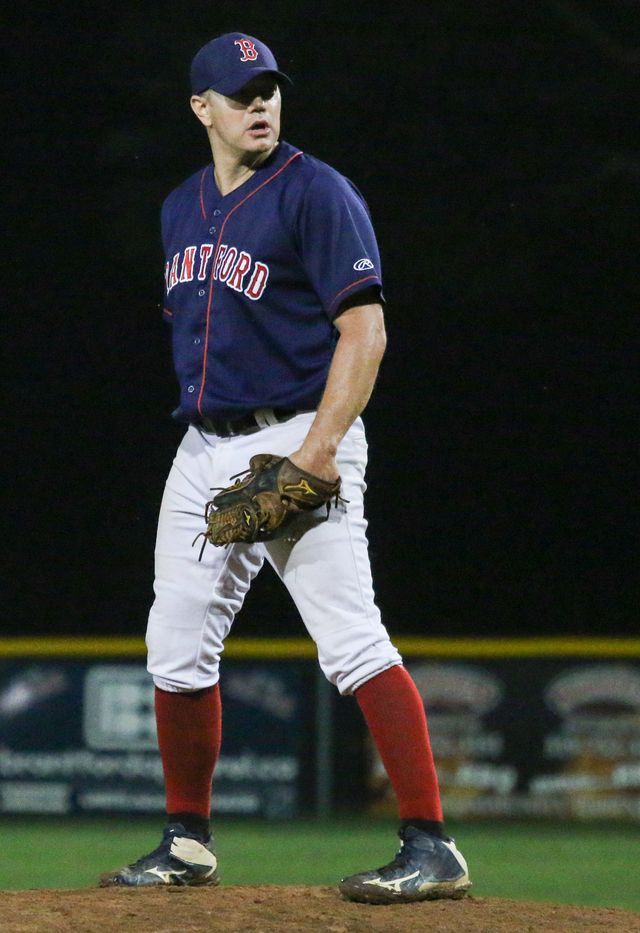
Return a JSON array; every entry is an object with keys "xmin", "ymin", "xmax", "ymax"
[{"xmin": 0, "ymin": 638, "xmax": 639, "ymax": 821}]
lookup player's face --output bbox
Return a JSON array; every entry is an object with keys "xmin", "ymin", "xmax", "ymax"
[{"xmin": 194, "ymin": 75, "xmax": 282, "ymax": 160}]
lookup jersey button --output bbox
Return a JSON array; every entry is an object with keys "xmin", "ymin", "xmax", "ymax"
[
  {"xmin": 193, "ymin": 337, "xmax": 201, "ymax": 345},
  {"xmin": 198, "ymin": 288, "xmax": 205, "ymax": 296},
  {"xmin": 209, "ymin": 226, "xmax": 217, "ymax": 234},
  {"xmin": 187, "ymin": 385, "xmax": 195, "ymax": 393},
  {"xmin": 213, "ymin": 209, "xmax": 221, "ymax": 216}
]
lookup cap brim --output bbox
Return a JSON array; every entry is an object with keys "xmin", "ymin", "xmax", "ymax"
[{"xmin": 199, "ymin": 68, "xmax": 292, "ymax": 97}]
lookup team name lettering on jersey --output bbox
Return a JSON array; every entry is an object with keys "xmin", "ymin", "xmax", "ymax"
[{"xmin": 165, "ymin": 244, "xmax": 269, "ymax": 301}]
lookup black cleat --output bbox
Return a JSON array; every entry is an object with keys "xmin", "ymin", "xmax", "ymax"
[
  {"xmin": 338, "ymin": 825, "xmax": 471, "ymax": 904},
  {"xmin": 100, "ymin": 823, "xmax": 219, "ymax": 887}
]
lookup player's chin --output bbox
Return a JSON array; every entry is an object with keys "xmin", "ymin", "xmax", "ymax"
[{"xmin": 245, "ymin": 130, "xmax": 275, "ymax": 149}]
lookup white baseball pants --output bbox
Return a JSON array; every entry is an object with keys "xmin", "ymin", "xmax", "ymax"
[{"xmin": 146, "ymin": 412, "xmax": 402, "ymax": 695}]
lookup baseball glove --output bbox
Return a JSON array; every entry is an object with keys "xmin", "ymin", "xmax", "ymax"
[{"xmin": 194, "ymin": 454, "xmax": 342, "ymax": 553}]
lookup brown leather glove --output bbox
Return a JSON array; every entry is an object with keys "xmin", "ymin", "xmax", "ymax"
[{"xmin": 194, "ymin": 454, "xmax": 342, "ymax": 553}]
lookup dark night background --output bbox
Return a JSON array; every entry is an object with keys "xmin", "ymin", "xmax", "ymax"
[{"xmin": 4, "ymin": 1, "xmax": 637, "ymax": 638}]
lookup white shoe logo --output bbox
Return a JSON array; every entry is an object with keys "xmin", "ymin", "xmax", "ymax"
[
  {"xmin": 363, "ymin": 869, "xmax": 420, "ymax": 893},
  {"xmin": 145, "ymin": 866, "xmax": 188, "ymax": 884},
  {"xmin": 143, "ymin": 836, "xmax": 217, "ymax": 883},
  {"xmin": 353, "ymin": 258, "xmax": 374, "ymax": 271},
  {"xmin": 170, "ymin": 836, "xmax": 217, "ymax": 871}
]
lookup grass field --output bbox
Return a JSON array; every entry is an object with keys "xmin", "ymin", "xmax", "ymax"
[{"xmin": 0, "ymin": 817, "xmax": 638, "ymax": 913}]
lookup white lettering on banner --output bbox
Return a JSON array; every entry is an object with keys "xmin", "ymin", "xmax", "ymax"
[
  {"xmin": 431, "ymin": 732, "xmax": 503, "ymax": 758},
  {"xmin": 0, "ymin": 750, "xmax": 297, "ymax": 782},
  {"xmin": 166, "ymin": 243, "xmax": 270, "ymax": 301},
  {"xmin": 544, "ymin": 732, "xmax": 640, "ymax": 759},
  {"xmin": 214, "ymin": 752, "xmax": 298, "ymax": 781},
  {"xmin": 441, "ymin": 794, "xmax": 568, "ymax": 818},
  {"xmin": 0, "ymin": 750, "xmax": 164, "ymax": 781},
  {"xmin": 77, "ymin": 791, "xmax": 167, "ymax": 811},
  {"xmin": 77, "ymin": 790, "xmax": 260, "ymax": 813},
  {"xmin": 0, "ymin": 781, "xmax": 71, "ymax": 814},
  {"xmin": 613, "ymin": 764, "xmax": 640, "ymax": 787},
  {"xmin": 211, "ymin": 794, "xmax": 260, "ymax": 813},
  {"xmin": 454, "ymin": 763, "xmax": 517, "ymax": 795},
  {"xmin": 83, "ymin": 666, "xmax": 157, "ymax": 751}
]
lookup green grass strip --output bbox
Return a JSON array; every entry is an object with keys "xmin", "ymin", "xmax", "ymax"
[{"xmin": 0, "ymin": 817, "xmax": 638, "ymax": 913}]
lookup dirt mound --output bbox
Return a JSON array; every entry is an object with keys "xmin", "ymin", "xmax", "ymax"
[{"xmin": 3, "ymin": 886, "xmax": 639, "ymax": 932}]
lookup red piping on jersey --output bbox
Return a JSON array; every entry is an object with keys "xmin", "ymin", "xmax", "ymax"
[
  {"xmin": 196, "ymin": 150, "xmax": 304, "ymax": 417},
  {"xmin": 328, "ymin": 274, "xmax": 379, "ymax": 316},
  {"xmin": 199, "ymin": 167, "xmax": 209, "ymax": 220},
  {"xmin": 163, "ymin": 307, "xmax": 173, "ymax": 317}
]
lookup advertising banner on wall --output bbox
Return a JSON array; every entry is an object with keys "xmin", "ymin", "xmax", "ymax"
[
  {"xmin": 0, "ymin": 661, "xmax": 305, "ymax": 818},
  {"xmin": 367, "ymin": 660, "xmax": 640, "ymax": 821}
]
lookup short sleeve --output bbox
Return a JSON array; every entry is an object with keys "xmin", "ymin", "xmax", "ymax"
[{"xmin": 296, "ymin": 168, "xmax": 383, "ymax": 319}]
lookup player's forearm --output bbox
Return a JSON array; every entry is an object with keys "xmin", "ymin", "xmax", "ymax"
[{"xmin": 297, "ymin": 303, "xmax": 386, "ymax": 468}]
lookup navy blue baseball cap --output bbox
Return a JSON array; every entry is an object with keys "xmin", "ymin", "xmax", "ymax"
[{"xmin": 190, "ymin": 33, "xmax": 292, "ymax": 96}]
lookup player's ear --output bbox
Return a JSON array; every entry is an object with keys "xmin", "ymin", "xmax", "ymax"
[{"xmin": 190, "ymin": 94, "xmax": 213, "ymax": 127}]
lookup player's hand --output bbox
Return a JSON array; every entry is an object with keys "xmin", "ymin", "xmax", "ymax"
[
  {"xmin": 286, "ymin": 448, "xmax": 340, "ymax": 513},
  {"xmin": 287, "ymin": 448, "xmax": 340, "ymax": 485}
]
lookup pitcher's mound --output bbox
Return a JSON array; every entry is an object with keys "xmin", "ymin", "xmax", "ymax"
[{"xmin": 3, "ymin": 885, "xmax": 639, "ymax": 932}]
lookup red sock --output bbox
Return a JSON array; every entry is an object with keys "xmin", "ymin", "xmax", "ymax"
[
  {"xmin": 154, "ymin": 684, "xmax": 221, "ymax": 820},
  {"xmin": 356, "ymin": 665, "xmax": 443, "ymax": 822}
]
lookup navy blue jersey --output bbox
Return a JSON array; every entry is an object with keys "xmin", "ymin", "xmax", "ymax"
[{"xmin": 161, "ymin": 140, "xmax": 383, "ymax": 422}]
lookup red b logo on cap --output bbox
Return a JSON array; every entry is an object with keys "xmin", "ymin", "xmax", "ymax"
[{"xmin": 234, "ymin": 39, "xmax": 258, "ymax": 62}]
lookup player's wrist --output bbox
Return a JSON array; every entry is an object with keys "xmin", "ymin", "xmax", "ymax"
[
  {"xmin": 296, "ymin": 442, "xmax": 339, "ymax": 469},
  {"xmin": 302, "ymin": 420, "xmax": 343, "ymax": 457},
  {"xmin": 303, "ymin": 438, "xmax": 338, "ymax": 458},
  {"xmin": 288, "ymin": 445, "xmax": 339, "ymax": 482}
]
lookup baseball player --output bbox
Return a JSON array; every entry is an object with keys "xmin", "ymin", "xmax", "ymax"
[{"xmin": 101, "ymin": 33, "xmax": 470, "ymax": 903}]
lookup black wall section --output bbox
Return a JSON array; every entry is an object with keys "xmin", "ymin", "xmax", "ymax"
[{"xmin": 4, "ymin": 2, "xmax": 637, "ymax": 635}]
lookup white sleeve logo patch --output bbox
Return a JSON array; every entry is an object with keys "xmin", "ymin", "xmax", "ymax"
[{"xmin": 353, "ymin": 258, "xmax": 374, "ymax": 271}]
